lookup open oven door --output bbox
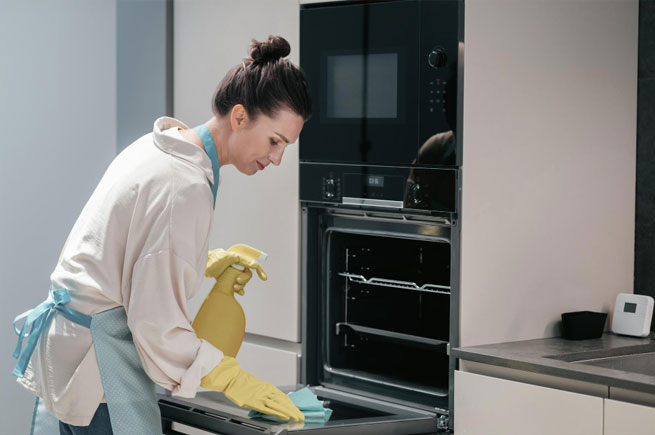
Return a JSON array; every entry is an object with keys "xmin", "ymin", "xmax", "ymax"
[{"xmin": 159, "ymin": 385, "xmax": 438, "ymax": 435}]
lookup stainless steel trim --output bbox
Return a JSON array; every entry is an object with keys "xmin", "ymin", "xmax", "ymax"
[
  {"xmin": 342, "ymin": 197, "xmax": 404, "ymax": 208},
  {"xmin": 337, "ymin": 209, "xmax": 453, "ymax": 226},
  {"xmin": 339, "ymin": 272, "xmax": 451, "ymax": 295}
]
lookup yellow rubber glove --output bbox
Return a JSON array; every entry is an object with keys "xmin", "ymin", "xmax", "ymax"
[
  {"xmin": 206, "ymin": 245, "xmax": 267, "ymax": 293},
  {"xmin": 201, "ymin": 356, "xmax": 304, "ymax": 423}
]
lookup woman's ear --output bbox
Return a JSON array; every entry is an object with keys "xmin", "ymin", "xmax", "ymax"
[{"xmin": 230, "ymin": 104, "xmax": 249, "ymax": 131}]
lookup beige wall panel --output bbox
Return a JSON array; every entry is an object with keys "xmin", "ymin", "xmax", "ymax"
[
  {"xmin": 460, "ymin": 0, "xmax": 638, "ymax": 346},
  {"xmin": 174, "ymin": 0, "xmax": 301, "ymax": 342}
]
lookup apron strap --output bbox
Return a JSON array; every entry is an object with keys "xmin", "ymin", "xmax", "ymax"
[
  {"xmin": 194, "ymin": 124, "xmax": 220, "ymax": 208},
  {"xmin": 12, "ymin": 287, "xmax": 92, "ymax": 378}
]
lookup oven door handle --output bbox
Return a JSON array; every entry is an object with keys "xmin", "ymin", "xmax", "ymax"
[{"xmin": 342, "ymin": 197, "xmax": 404, "ymax": 209}]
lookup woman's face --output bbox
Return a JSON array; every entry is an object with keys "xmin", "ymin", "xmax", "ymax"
[{"xmin": 229, "ymin": 106, "xmax": 304, "ymax": 176}]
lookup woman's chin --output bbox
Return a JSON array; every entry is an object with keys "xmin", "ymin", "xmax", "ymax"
[{"xmin": 236, "ymin": 165, "xmax": 258, "ymax": 176}]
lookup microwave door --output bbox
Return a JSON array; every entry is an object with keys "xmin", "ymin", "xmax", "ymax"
[{"xmin": 300, "ymin": 1, "xmax": 421, "ymax": 166}]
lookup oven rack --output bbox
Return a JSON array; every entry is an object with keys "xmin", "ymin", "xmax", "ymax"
[
  {"xmin": 336, "ymin": 322, "xmax": 448, "ymax": 351},
  {"xmin": 339, "ymin": 272, "xmax": 451, "ymax": 295}
]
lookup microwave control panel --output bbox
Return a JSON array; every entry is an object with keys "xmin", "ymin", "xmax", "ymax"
[{"xmin": 428, "ymin": 77, "xmax": 449, "ymax": 115}]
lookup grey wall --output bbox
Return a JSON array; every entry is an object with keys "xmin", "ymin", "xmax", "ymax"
[
  {"xmin": 635, "ymin": 1, "xmax": 655, "ymax": 329},
  {"xmin": 0, "ymin": 1, "xmax": 117, "ymax": 432},
  {"xmin": 117, "ymin": 0, "xmax": 173, "ymax": 152}
]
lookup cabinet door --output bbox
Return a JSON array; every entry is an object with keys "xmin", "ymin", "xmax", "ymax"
[
  {"xmin": 454, "ymin": 371, "xmax": 603, "ymax": 435},
  {"xmin": 237, "ymin": 341, "xmax": 299, "ymax": 386},
  {"xmin": 604, "ymin": 399, "xmax": 655, "ymax": 435}
]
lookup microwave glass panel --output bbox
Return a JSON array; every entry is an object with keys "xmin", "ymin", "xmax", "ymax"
[{"xmin": 326, "ymin": 53, "xmax": 398, "ymax": 119}]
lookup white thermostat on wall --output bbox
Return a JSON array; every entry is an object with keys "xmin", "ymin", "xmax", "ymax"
[{"xmin": 611, "ymin": 293, "xmax": 654, "ymax": 338}]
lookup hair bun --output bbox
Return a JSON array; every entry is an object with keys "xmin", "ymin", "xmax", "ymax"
[{"xmin": 249, "ymin": 35, "xmax": 291, "ymax": 64}]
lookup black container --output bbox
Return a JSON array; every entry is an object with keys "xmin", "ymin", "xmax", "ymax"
[{"xmin": 561, "ymin": 311, "xmax": 608, "ymax": 340}]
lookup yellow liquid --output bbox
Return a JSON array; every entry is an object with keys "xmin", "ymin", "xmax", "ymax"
[{"xmin": 192, "ymin": 267, "xmax": 246, "ymax": 357}]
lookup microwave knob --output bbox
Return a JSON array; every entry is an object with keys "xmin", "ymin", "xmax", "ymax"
[{"xmin": 428, "ymin": 48, "xmax": 447, "ymax": 69}]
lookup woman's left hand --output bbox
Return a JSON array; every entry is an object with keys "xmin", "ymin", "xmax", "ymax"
[{"xmin": 205, "ymin": 245, "xmax": 267, "ymax": 281}]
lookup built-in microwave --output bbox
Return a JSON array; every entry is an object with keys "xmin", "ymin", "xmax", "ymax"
[{"xmin": 300, "ymin": 0, "xmax": 462, "ymax": 168}]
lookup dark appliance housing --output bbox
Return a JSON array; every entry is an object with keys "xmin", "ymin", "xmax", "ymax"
[{"xmin": 300, "ymin": 0, "xmax": 463, "ymax": 433}]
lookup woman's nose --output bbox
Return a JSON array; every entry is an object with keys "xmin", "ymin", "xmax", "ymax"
[{"xmin": 269, "ymin": 146, "xmax": 285, "ymax": 166}]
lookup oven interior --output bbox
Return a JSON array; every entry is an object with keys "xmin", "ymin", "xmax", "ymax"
[{"xmin": 321, "ymin": 228, "xmax": 452, "ymax": 411}]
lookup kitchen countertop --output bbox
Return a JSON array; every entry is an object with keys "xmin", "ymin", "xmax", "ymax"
[{"xmin": 452, "ymin": 333, "xmax": 655, "ymax": 395}]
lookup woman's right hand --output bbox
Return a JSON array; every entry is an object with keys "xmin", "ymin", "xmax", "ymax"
[{"xmin": 201, "ymin": 356, "xmax": 304, "ymax": 423}]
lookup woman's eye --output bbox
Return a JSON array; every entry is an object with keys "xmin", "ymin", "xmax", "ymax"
[{"xmin": 270, "ymin": 139, "xmax": 278, "ymax": 146}]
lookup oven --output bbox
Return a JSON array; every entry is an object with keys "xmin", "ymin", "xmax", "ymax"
[{"xmin": 301, "ymin": 205, "xmax": 459, "ymax": 432}]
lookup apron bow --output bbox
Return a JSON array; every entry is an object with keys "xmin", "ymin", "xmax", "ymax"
[{"xmin": 12, "ymin": 287, "xmax": 91, "ymax": 378}]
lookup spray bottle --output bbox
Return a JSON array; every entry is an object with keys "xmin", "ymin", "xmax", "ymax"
[{"xmin": 193, "ymin": 244, "xmax": 267, "ymax": 357}]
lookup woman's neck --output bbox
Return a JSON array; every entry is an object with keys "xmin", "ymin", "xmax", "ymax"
[{"xmin": 181, "ymin": 116, "xmax": 230, "ymax": 166}]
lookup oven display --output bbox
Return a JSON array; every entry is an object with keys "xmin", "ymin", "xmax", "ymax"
[
  {"xmin": 344, "ymin": 173, "xmax": 404, "ymax": 200},
  {"xmin": 365, "ymin": 175, "xmax": 384, "ymax": 187}
]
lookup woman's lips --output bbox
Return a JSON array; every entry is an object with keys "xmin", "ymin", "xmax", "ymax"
[{"xmin": 256, "ymin": 161, "xmax": 265, "ymax": 171}]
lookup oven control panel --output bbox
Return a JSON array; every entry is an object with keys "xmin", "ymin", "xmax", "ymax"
[
  {"xmin": 301, "ymin": 163, "xmax": 457, "ymax": 214},
  {"xmin": 322, "ymin": 174, "xmax": 342, "ymax": 201}
]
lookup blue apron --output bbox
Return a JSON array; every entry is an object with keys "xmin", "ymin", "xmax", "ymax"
[{"xmin": 12, "ymin": 125, "xmax": 219, "ymax": 434}]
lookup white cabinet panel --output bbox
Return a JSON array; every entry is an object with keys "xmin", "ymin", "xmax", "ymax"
[
  {"xmin": 237, "ymin": 341, "xmax": 299, "ymax": 386},
  {"xmin": 175, "ymin": 0, "xmax": 301, "ymax": 342},
  {"xmin": 454, "ymin": 371, "xmax": 603, "ymax": 435},
  {"xmin": 604, "ymin": 399, "xmax": 655, "ymax": 435}
]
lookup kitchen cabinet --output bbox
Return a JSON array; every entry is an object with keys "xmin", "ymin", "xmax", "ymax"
[
  {"xmin": 174, "ymin": 0, "xmax": 301, "ymax": 345},
  {"xmin": 237, "ymin": 341, "xmax": 299, "ymax": 386},
  {"xmin": 456, "ymin": 364, "xmax": 655, "ymax": 435},
  {"xmin": 454, "ymin": 371, "xmax": 604, "ymax": 435},
  {"xmin": 604, "ymin": 399, "xmax": 655, "ymax": 435}
]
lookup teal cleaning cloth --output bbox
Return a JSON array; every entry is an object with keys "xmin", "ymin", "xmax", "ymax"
[{"xmin": 248, "ymin": 387, "xmax": 333, "ymax": 424}]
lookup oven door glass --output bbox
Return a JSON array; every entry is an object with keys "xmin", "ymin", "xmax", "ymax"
[{"xmin": 300, "ymin": 0, "xmax": 459, "ymax": 167}]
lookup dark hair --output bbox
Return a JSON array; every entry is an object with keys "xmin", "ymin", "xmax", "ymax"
[{"xmin": 212, "ymin": 35, "xmax": 312, "ymax": 122}]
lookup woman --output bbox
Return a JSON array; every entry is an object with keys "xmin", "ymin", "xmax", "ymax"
[{"xmin": 12, "ymin": 35, "xmax": 311, "ymax": 434}]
